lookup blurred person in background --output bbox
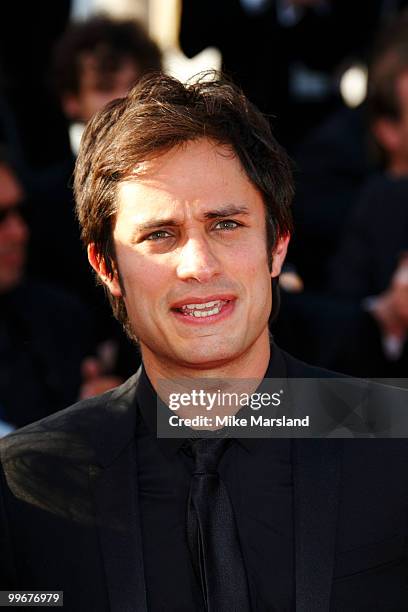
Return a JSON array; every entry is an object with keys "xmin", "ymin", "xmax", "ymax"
[
  {"xmin": 327, "ymin": 11, "xmax": 408, "ymax": 376},
  {"xmin": 54, "ymin": 15, "xmax": 162, "ymax": 153},
  {"xmin": 283, "ymin": 1, "xmax": 408, "ymax": 289},
  {"xmin": 0, "ymin": 149, "xmax": 111, "ymax": 431}
]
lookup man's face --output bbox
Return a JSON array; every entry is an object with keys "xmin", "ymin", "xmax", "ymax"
[
  {"xmin": 0, "ymin": 164, "xmax": 28, "ymax": 293},
  {"xmin": 93, "ymin": 139, "xmax": 288, "ymax": 372},
  {"xmin": 63, "ymin": 55, "xmax": 140, "ymax": 123}
]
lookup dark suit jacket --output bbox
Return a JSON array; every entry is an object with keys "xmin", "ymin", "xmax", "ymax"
[
  {"xmin": 326, "ymin": 173, "xmax": 408, "ymax": 377},
  {"xmin": 1, "ymin": 351, "xmax": 408, "ymax": 611},
  {"xmin": 330, "ymin": 174, "xmax": 408, "ymax": 299}
]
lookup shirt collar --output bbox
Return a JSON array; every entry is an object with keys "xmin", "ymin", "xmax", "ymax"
[
  {"xmin": 136, "ymin": 365, "xmax": 185, "ymax": 457},
  {"xmin": 234, "ymin": 341, "xmax": 287, "ymax": 452}
]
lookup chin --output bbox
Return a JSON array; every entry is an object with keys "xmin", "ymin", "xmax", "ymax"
[{"xmin": 174, "ymin": 341, "xmax": 241, "ymax": 370}]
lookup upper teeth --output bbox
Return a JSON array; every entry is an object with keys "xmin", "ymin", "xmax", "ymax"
[
  {"xmin": 179, "ymin": 300, "xmax": 225, "ymax": 317},
  {"xmin": 182, "ymin": 301, "xmax": 220, "ymax": 310}
]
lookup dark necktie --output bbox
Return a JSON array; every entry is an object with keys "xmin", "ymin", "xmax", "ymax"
[{"xmin": 186, "ymin": 438, "xmax": 252, "ymax": 611}]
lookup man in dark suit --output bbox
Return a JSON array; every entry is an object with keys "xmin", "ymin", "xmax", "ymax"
[
  {"xmin": 1, "ymin": 73, "xmax": 408, "ymax": 611},
  {"xmin": 0, "ymin": 152, "xmax": 99, "ymax": 430}
]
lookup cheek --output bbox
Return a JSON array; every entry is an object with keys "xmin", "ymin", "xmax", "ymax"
[
  {"xmin": 236, "ymin": 241, "xmax": 270, "ymax": 277},
  {"xmin": 233, "ymin": 247, "xmax": 271, "ymax": 312},
  {"xmin": 118, "ymin": 254, "xmax": 172, "ymax": 311},
  {"xmin": 246, "ymin": 248, "xmax": 272, "ymax": 297}
]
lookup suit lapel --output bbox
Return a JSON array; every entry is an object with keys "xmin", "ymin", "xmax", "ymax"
[
  {"xmin": 90, "ymin": 443, "xmax": 147, "ymax": 612},
  {"xmin": 293, "ymin": 439, "xmax": 342, "ymax": 612},
  {"xmin": 86, "ymin": 371, "xmax": 147, "ymax": 612}
]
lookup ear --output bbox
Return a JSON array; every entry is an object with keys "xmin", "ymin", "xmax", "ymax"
[
  {"xmin": 372, "ymin": 118, "xmax": 401, "ymax": 154},
  {"xmin": 271, "ymin": 234, "xmax": 290, "ymax": 278},
  {"xmin": 87, "ymin": 243, "xmax": 122, "ymax": 297}
]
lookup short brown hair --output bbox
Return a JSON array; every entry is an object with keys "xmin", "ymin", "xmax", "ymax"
[{"xmin": 74, "ymin": 72, "xmax": 293, "ymax": 337}]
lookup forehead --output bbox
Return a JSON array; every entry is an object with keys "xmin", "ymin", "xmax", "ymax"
[{"xmin": 115, "ymin": 139, "xmax": 263, "ymax": 220}]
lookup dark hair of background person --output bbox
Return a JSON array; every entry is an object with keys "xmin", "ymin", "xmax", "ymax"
[
  {"xmin": 53, "ymin": 15, "xmax": 162, "ymax": 98},
  {"xmin": 74, "ymin": 72, "xmax": 294, "ymax": 340},
  {"xmin": 368, "ymin": 10, "xmax": 408, "ymax": 151}
]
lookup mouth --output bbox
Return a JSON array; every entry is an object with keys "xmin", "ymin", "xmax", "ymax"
[{"xmin": 170, "ymin": 296, "xmax": 236, "ymax": 324}]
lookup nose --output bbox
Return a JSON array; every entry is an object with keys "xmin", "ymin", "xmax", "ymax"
[{"xmin": 176, "ymin": 235, "xmax": 221, "ymax": 283}]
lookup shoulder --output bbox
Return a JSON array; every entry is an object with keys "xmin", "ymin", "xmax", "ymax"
[
  {"xmin": 280, "ymin": 348, "xmax": 341, "ymax": 379},
  {"xmin": 280, "ymin": 348, "xmax": 408, "ymax": 444},
  {"xmin": 0, "ymin": 372, "xmax": 141, "ymax": 516},
  {"xmin": 0, "ymin": 371, "xmax": 141, "ymax": 473}
]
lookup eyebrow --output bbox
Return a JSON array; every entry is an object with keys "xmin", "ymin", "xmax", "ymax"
[
  {"xmin": 135, "ymin": 205, "xmax": 250, "ymax": 233},
  {"xmin": 203, "ymin": 205, "xmax": 250, "ymax": 219}
]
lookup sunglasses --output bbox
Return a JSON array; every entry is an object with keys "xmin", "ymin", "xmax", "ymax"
[{"xmin": 0, "ymin": 202, "xmax": 30, "ymax": 225}]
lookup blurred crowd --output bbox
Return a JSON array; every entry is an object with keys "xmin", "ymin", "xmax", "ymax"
[{"xmin": 1, "ymin": 0, "xmax": 408, "ymax": 432}]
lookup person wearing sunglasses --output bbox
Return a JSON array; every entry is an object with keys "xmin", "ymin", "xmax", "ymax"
[{"xmin": 0, "ymin": 156, "xmax": 114, "ymax": 430}]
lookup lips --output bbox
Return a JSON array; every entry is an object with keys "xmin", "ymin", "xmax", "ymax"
[{"xmin": 170, "ymin": 294, "xmax": 235, "ymax": 310}]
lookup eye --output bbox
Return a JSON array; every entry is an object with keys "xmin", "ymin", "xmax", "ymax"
[
  {"xmin": 214, "ymin": 220, "xmax": 242, "ymax": 231},
  {"xmin": 146, "ymin": 230, "xmax": 172, "ymax": 241}
]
